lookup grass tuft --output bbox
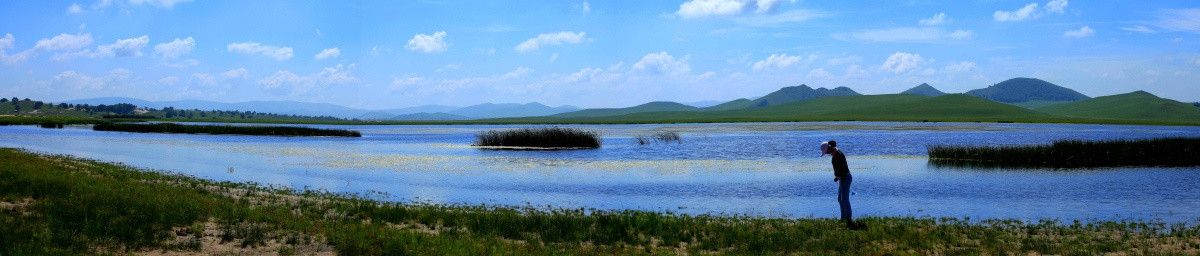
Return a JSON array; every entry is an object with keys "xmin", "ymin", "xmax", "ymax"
[
  {"xmin": 928, "ymin": 137, "xmax": 1200, "ymax": 168},
  {"xmin": 473, "ymin": 127, "xmax": 600, "ymax": 149},
  {"xmin": 635, "ymin": 131, "xmax": 681, "ymax": 145}
]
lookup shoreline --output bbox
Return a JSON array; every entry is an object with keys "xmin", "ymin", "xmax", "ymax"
[{"xmin": 2, "ymin": 148, "xmax": 1198, "ymax": 254}]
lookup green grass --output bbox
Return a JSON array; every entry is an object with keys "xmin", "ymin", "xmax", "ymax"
[
  {"xmin": 473, "ymin": 127, "xmax": 601, "ymax": 149},
  {"xmin": 2, "ymin": 148, "xmax": 1200, "ymax": 255},
  {"xmin": 93, "ymin": 122, "xmax": 362, "ymax": 137},
  {"xmin": 928, "ymin": 137, "xmax": 1200, "ymax": 168},
  {"xmin": 1037, "ymin": 91, "xmax": 1200, "ymax": 122}
]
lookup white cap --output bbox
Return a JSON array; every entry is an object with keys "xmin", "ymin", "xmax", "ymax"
[{"xmin": 820, "ymin": 141, "xmax": 830, "ymax": 156}]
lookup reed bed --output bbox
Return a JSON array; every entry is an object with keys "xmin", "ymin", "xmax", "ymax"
[
  {"xmin": 473, "ymin": 127, "xmax": 600, "ymax": 149},
  {"xmin": 2, "ymin": 148, "xmax": 1199, "ymax": 255},
  {"xmin": 928, "ymin": 137, "xmax": 1200, "ymax": 168},
  {"xmin": 635, "ymin": 131, "xmax": 681, "ymax": 145},
  {"xmin": 93, "ymin": 123, "xmax": 361, "ymax": 137}
]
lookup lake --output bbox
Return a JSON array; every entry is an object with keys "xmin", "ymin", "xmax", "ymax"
[{"xmin": 2, "ymin": 121, "xmax": 1198, "ymax": 223}]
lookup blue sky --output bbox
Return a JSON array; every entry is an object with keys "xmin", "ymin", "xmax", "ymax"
[{"xmin": 1, "ymin": 0, "xmax": 1198, "ymax": 109}]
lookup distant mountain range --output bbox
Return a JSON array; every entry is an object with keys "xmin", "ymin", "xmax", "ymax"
[
  {"xmin": 64, "ymin": 97, "xmax": 579, "ymax": 120},
  {"xmin": 63, "ymin": 77, "xmax": 1199, "ymax": 124}
]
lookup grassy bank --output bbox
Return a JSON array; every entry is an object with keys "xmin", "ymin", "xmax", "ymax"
[
  {"xmin": 93, "ymin": 122, "xmax": 362, "ymax": 137},
  {"xmin": 474, "ymin": 127, "xmax": 600, "ymax": 149},
  {"xmin": 928, "ymin": 137, "xmax": 1200, "ymax": 168},
  {"xmin": 2, "ymin": 148, "xmax": 1199, "ymax": 255}
]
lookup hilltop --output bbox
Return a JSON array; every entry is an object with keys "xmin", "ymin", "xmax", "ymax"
[
  {"xmin": 965, "ymin": 78, "xmax": 1090, "ymax": 103},
  {"xmin": 706, "ymin": 85, "xmax": 859, "ymax": 111},
  {"xmin": 901, "ymin": 83, "xmax": 946, "ymax": 97}
]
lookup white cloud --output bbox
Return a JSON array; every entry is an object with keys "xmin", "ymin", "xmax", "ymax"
[
  {"xmin": 315, "ymin": 48, "xmax": 341, "ymax": 60},
  {"xmin": 159, "ymin": 76, "xmax": 179, "ymax": 85},
  {"xmin": 675, "ymin": 0, "xmax": 794, "ymax": 19},
  {"xmin": 880, "ymin": 52, "xmax": 928, "ymax": 74},
  {"xmin": 51, "ymin": 68, "xmax": 132, "ymax": 90},
  {"xmin": 227, "ymin": 42, "xmax": 293, "ymax": 61},
  {"xmin": 1155, "ymin": 9, "xmax": 1200, "ymax": 33},
  {"xmin": 676, "ymin": 0, "xmax": 745, "ymax": 19},
  {"xmin": 160, "ymin": 59, "xmax": 198, "ymax": 68},
  {"xmin": 34, "ymin": 33, "xmax": 94, "ymax": 52},
  {"xmin": 154, "ymin": 37, "xmax": 194, "ymax": 59},
  {"xmin": 549, "ymin": 53, "xmax": 559, "ymax": 62},
  {"xmin": 1045, "ymin": 0, "xmax": 1068, "ymax": 14},
  {"xmin": 752, "ymin": 53, "xmax": 803, "ymax": 71},
  {"xmin": 1120, "ymin": 26, "xmax": 1157, "ymax": 34},
  {"xmin": 387, "ymin": 76, "xmax": 431, "ymax": 93},
  {"xmin": 67, "ymin": 3, "xmax": 84, "ymax": 14},
  {"xmin": 220, "ymin": 68, "xmax": 248, "ymax": 80},
  {"xmin": 406, "ymin": 31, "xmax": 448, "ymax": 53},
  {"xmin": 731, "ymin": 9, "xmax": 828, "ymax": 26},
  {"xmin": 1063, "ymin": 26, "xmax": 1095, "ymax": 38},
  {"xmin": 994, "ymin": 0, "xmax": 1068, "ymax": 22},
  {"xmin": 919, "ymin": 13, "xmax": 949, "ymax": 26},
  {"xmin": 128, "ymin": 0, "xmax": 193, "ymax": 8},
  {"xmin": 580, "ymin": 1, "xmax": 590, "ymax": 13},
  {"xmin": 849, "ymin": 28, "xmax": 971, "ymax": 42},
  {"xmin": 994, "ymin": 3, "xmax": 1039, "ymax": 22},
  {"xmin": 190, "ymin": 73, "xmax": 216, "ymax": 85},
  {"xmin": 500, "ymin": 67, "xmax": 532, "ymax": 80},
  {"xmin": 825, "ymin": 55, "xmax": 862, "ymax": 66},
  {"xmin": 631, "ymin": 52, "xmax": 691, "ymax": 76},
  {"xmin": 515, "ymin": 31, "xmax": 587, "ymax": 53},
  {"xmin": 369, "ymin": 46, "xmax": 383, "ymax": 56},
  {"xmin": 53, "ymin": 35, "xmax": 149, "ymax": 60},
  {"xmin": 947, "ymin": 29, "xmax": 973, "ymax": 40},
  {"xmin": 258, "ymin": 64, "xmax": 359, "ymax": 95},
  {"xmin": 943, "ymin": 61, "xmax": 976, "ymax": 73},
  {"xmin": 0, "ymin": 34, "xmax": 14, "ymax": 51},
  {"xmin": 807, "ymin": 68, "xmax": 831, "ymax": 78}
]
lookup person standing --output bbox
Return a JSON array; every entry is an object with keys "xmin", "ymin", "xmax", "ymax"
[{"xmin": 821, "ymin": 140, "xmax": 857, "ymax": 229}]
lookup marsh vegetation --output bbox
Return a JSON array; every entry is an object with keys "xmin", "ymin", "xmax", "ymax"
[
  {"xmin": 473, "ymin": 127, "xmax": 601, "ymax": 149},
  {"xmin": 928, "ymin": 137, "xmax": 1200, "ymax": 168},
  {"xmin": 635, "ymin": 131, "xmax": 681, "ymax": 145}
]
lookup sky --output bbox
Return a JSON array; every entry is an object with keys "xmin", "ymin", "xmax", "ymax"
[{"xmin": 1, "ymin": 0, "xmax": 1198, "ymax": 109}]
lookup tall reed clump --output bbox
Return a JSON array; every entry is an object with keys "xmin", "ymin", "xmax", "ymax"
[
  {"xmin": 636, "ymin": 131, "xmax": 681, "ymax": 145},
  {"xmin": 473, "ymin": 127, "xmax": 600, "ymax": 149},
  {"xmin": 93, "ymin": 123, "xmax": 361, "ymax": 137},
  {"xmin": 928, "ymin": 137, "xmax": 1200, "ymax": 168}
]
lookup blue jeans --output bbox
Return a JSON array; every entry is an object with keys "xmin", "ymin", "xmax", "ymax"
[{"xmin": 838, "ymin": 173, "xmax": 853, "ymax": 223}]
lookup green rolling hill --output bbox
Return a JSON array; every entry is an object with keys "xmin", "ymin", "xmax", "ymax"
[{"xmin": 1036, "ymin": 91, "xmax": 1200, "ymax": 123}]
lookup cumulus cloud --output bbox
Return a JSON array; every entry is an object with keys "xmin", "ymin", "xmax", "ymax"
[
  {"xmin": 159, "ymin": 76, "xmax": 180, "ymax": 85},
  {"xmin": 919, "ymin": 13, "xmax": 949, "ymax": 26},
  {"xmin": 880, "ymin": 52, "xmax": 928, "ymax": 74},
  {"xmin": 34, "ymin": 33, "xmax": 94, "ymax": 52},
  {"xmin": 258, "ymin": 64, "xmax": 359, "ymax": 95},
  {"xmin": 943, "ymin": 61, "xmax": 976, "ymax": 73},
  {"xmin": 515, "ymin": 31, "xmax": 587, "ymax": 53},
  {"xmin": 994, "ymin": 3, "xmax": 1039, "ymax": 22},
  {"xmin": 53, "ymin": 35, "xmax": 149, "ymax": 61},
  {"xmin": 947, "ymin": 29, "xmax": 973, "ymax": 40},
  {"xmin": 630, "ymin": 52, "xmax": 690, "ymax": 76},
  {"xmin": 806, "ymin": 68, "xmax": 831, "ymax": 78},
  {"xmin": 227, "ymin": 42, "xmax": 293, "ymax": 61},
  {"xmin": 190, "ymin": 73, "xmax": 217, "ymax": 85},
  {"xmin": 406, "ymin": 31, "xmax": 448, "ymax": 53},
  {"xmin": 1155, "ymin": 9, "xmax": 1200, "ymax": 33},
  {"xmin": 128, "ymin": 0, "xmax": 193, "ymax": 8},
  {"xmin": 675, "ymin": 0, "xmax": 794, "ymax": 19},
  {"xmin": 994, "ymin": 0, "xmax": 1068, "ymax": 22},
  {"xmin": 386, "ymin": 76, "xmax": 432, "ymax": 93},
  {"xmin": 154, "ymin": 37, "xmax": 194, "ymax": 59},
  {"xmin": 220, "ymin": 68, "xmax": 248, "ymax": 80},
  {"xmin": 1063, "ymin": 26, "xmax": 1095, "ymax": 38},
  {"xmin": 315, "ymin": 48, "xmax": 341, "ymax": 60},
  {"xmin": 752, "ymin": 53, "xmax": 804, "ymax": 71}
]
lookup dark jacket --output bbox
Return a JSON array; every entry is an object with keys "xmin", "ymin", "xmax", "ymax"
[{"xmin": 832, "ymin": 149, "xmax": 849, "ymax": 178}]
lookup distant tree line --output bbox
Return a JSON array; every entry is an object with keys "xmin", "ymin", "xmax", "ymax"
[{"xmin": 3, "ymin": 97, "xmax": 344, "ymax": 121}]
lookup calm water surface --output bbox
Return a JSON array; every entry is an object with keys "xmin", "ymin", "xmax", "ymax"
[{"xmin": 2, "ymin": 122, "xmax": 1198, "ymax": 223}]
